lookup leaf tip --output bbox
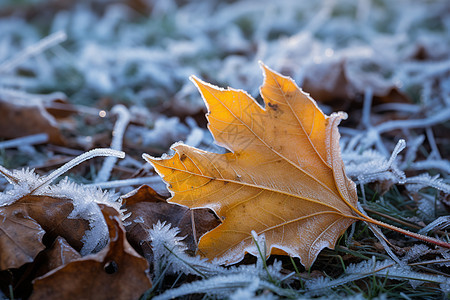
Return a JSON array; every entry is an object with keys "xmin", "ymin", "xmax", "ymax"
[
  {"xmin": 189, "ymin": 75, "xmax": 213, "ymax": 103},
  {"xmin": 258, "ymin": 60, "xmax": 272, "ymax": 77},
  {"xmin": 189, "ymin": 75, "xmax": 201, "ymax": 86},
  {"xmin": 258, "ymin": 60, "xmax": 266, "ymax": 69}
]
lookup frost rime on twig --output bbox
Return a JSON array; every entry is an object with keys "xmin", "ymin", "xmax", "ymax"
[
  {"xmin": 0, "ymin": 148, "xmax": 125, "ymax": 207},
  {"xmin": 306, "ymin": 257, "xmax": 450, "ymax": 296},
  {"xmin": 33, "ymin": 148, "xmax": 125, "ymax": 194},
  {"xmin": 358, "ymin": 203, "xmax": 401, "ymax": 264},
  {"xmin": 0, "ymin": 31, "xmax": 67, "ymax": 73},
  {"xmin": 153, "ymin": 274, "xmax": 290, "ymax": 300},
  {"xmin": 95, "ymin": 105, "xmax": 130, "ymax": 183},
  {"xmin": 0, "ymin": 133, "xmax": 49, "ymax": 149},
  {"xmin": 405, "ymin": 174, "xmax": 450, "ymax": 194},
  {"xmin": 418, "ymin": 216, "xmax": 450, "ymax": 235},
  {"xmin": 344, "ymin": 139, "xmax": 406, "ymax": 185}
]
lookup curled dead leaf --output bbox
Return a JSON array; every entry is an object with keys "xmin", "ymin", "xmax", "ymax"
[
  {"xmin": 145, "ymin": 63, "xmax": 450, "ymax": 268},
  {"xmin": 12, "ymin": 195, "xmax": 90, "ymax": 251},
  {"xmin": 30, "ymin": 204, "xmax": 151, "ymax": 300},
  {"xmin": 35, "ymin": 236, "xmax": 82, "ymax": 278},
  {"xmin": 0, "ymin": 206, "xmax": 45, "ymax": 270}
]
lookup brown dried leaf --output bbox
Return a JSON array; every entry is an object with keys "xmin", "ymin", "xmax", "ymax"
[
  {"xmin": 13, "ymin": 195, "xmax": 90, "ymax": 251},
  {"xmin": 301, "ymin": 58, "xmax": 410, "ymax": 109},
  {"xmin": 35, "ymin": 236, "xmax": 81, "ymax": 278},
  {"xmin": 0, "ymin": 206, "xmax": 45, "ymax": 270},
  {"xmin": 30, "ymin": 204, "xmax": 152, "ymax": 300},
  {"xmin": 1, "ymin": 237, "xmax": 82, "ymax": 299},
  {"xmin": 0, "ymin": 98, "xmax": 65, "ymax": 145}
]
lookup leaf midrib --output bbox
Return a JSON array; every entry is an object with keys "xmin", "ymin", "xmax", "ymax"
[{"xmin": 152, "ymin": 159, "xmax": 351, "ymax": 215}]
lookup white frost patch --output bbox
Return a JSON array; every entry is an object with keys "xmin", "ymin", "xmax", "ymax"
[
  {"xmin": 0, "ymin": 168, "xmax": 43, "ymax": 207},
  {"xmin": 45, "ymin": 178, "xmax": 121, "ymax": 255},
  {"xmin": 149, "ymin": 222, "xmax": 287, "ymax": 299},
  {"xmin": 0, "ymin": 149, "xmax": 124, "ymax": 255},
  {"xmin": 307, "ymin": 257, "xmax": 450, "ymax": 296}
]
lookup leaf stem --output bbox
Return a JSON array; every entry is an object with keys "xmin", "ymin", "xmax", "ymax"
[
  {"xmin": 360, "ymin": 214, "xmax": 450, "ymax": 249},
  {"xmin": 363, "ymin": 206, "xmax": 449, "ymax": 236}
]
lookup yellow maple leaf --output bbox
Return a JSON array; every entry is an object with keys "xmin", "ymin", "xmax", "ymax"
[{"xmin": 144, "ymin": 63, "xmax": 450, "ymax": 268}]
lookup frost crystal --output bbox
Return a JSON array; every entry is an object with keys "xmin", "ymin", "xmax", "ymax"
[
  {"xmin": 0, "ymin": 168, "xmax": 43, "ymax": 207},
  {"xmin": 148, "ymin": 222, "xmax": 289, "ymax": 299},
  {"xmin": 0, "ymin": 148, "xmax": 124, "ymax": 255},
  {"xmin": 403, "ymin": 244, "xmax": 430, "ymax": 262},
  {"xmin": 45, "ymin": 178, "xmax": 121, "ymax": 254},
  {"xmin": 307, "ymin": 257, "xmax": 450, "ymax": 296},
  {"xmin": 418, "ymin": 216, "xmax": 450, "ymax": 235}
]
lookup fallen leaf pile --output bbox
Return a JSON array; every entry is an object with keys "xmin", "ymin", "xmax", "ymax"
[
  {"xmin": 30, "ymin": 204, "xmax": 152, "ymax": 300},
  {"xmin": 0, "ymin": 156, "xmax": 215, "ymax": 298},
  {"xmin": 0, "ymin": 167, "xmax": 129, "ymax": 298}
]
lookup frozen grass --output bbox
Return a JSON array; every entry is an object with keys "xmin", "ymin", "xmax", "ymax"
[{"xmin": 0, "ymin": 0, "xmax": 449, "ymax": 299}]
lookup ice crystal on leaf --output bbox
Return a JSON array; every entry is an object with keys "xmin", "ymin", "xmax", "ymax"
[
  {"xmin": 0, "ymin": 167, "xmax": 43, "ymax": 207},
  {"xmin": 46, "ymin": 178, "xmax": 121, "ymax": 254}
]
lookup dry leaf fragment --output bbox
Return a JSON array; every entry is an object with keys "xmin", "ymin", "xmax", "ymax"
[
  {"xmin": 0, "ymin": 97, "xmax": 65, "ymax": 145},
  {"xmin": 0, "ymin": 236, "xmax": 82, "ymax": 299},
  {"xmin": 0, "ymin": 206, "xmax": 45, "ymax": 270},
  {"xmin": 302, "ymin": 58, "xmax": 410, "ymax": 108},
  {"xmin": 13, "ymin": 195, "xmax": 90, "ymax": 251},
  {"xmin": 124, "ymin": 185, "xmax": 220, "ymax": 255},
  {"xmin": 0, "ymin": 154, "xmax": 124, "ymax": 255},
  {"xmin": 35, "ymin": 236, "xmax": 82, "ymax": 278},
  {"xmin": 144, "ymin": 63, "xmax": 361, "ymax": 268},
  {"xmin": 30, "ymin": 204, "xmax": 152, "ymax": 300}
]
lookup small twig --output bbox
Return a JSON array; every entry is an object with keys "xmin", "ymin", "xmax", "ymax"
[
  {"xmin": 362, "ymin": 215, "xmax": 450, "ymax": 249},
  {"xmin": 0, "ymin": 133, "xmax": 48, "ymax": 149},
  {"xmin": 425, "ymin": 127, "xmax": 441, "ymax": 159},
  {"xmin": 362, "ymin": 207, "xmax": 422, "ymax": 231},
  {"xmin": 375, "ymin": 107, "xmax": 450, "ymax": 134},
  {"xmin": 88, "ymin": 176, "xmax": 165, "ymax": 192},
  {"xmin": 361, "ymin": 87, "xmax": 373, "ymax": 128},
  {"xmin": 32, "ymin": 148, "xmax": 124, "ymax": 194},
  {"xmin": 358, "ymin": 203, "xmax": 401, "ymax": 264},
  {"xmin": 95, "ymin": 105, "xmax": 130, "ymax": 183},
  {"xmin": 0, "ymin": 31, "xmax": 67, "ymax": 73}
]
